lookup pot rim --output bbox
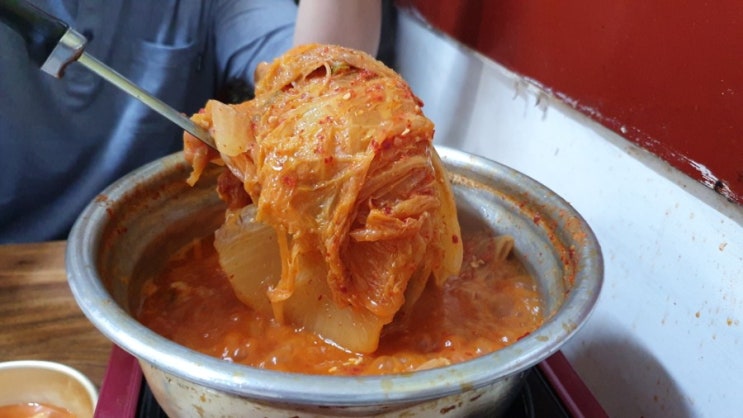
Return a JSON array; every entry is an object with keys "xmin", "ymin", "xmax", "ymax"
[{"xmin": 66, "ymin": 146, "xmax": 603, "ymax": 406}]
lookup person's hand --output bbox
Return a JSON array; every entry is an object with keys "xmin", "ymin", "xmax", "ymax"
[{"xmin": 294, "ymin": 0, "xmax": 381, "ymax": 56}]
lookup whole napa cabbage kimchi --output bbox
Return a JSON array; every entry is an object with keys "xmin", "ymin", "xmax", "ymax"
[{"xmin": 183, "ymin": 43, "xmax": 462, "ymax": 353}]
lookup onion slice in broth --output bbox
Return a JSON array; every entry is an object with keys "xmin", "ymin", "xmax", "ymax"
[{"xmin": 215, "ymin": 205, "xmax": 386, "ymax": 353}]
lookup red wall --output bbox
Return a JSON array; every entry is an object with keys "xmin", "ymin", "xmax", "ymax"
[{"xmin": 402, "ymin": 0, "xmax": 743, "ymax": 205}]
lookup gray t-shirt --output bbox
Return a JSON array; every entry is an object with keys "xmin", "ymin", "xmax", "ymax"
[{"xmin": 0, "ymin": 0, "xmax": 297, "ymax": 243}]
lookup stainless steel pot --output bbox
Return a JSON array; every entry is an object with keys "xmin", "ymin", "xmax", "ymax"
[{"xmin": 66, "ymin": 146, "xmax": 603, "ymax": 417}]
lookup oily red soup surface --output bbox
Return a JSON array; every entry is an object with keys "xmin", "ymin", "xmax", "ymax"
[
  {"xmin": 0, "ymin": 403, "xmax": 75, "ymax": 418},
  {"xmin": 136, "ymin": 231, "xmax": 543, "ymax": 375}
]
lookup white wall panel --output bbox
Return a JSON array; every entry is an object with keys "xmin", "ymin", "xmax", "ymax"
[{"xmin": 396, "ymin": 11, "xmax": 743, "ymax": 418}]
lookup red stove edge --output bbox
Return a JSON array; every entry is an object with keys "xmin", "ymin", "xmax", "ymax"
[
  {"xmin": 537, "ymin": 351, "xmax": 608, "ymax": 418},
  {"xmin": 94, "ymin": 345, "xmax": 608, "ymax": 417},
  {"xmin": 95, "ymin": 345, "xmax": 142, "ymax": 418}
]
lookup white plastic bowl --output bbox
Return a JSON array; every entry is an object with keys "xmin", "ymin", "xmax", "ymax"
[{"xmin": 0, "ymin": 360, "xmax": 98, "ymax": 418}]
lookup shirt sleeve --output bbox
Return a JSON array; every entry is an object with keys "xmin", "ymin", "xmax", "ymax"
[{"xmin": 213, "ymin": 0, "xmax": 297, "ymax": 89}]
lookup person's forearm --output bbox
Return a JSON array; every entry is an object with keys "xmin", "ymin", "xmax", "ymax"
[{"xmin": 294, "ymin": 0, "xmax": 381, "ymax": 56}]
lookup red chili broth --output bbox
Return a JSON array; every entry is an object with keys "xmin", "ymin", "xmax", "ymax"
[{"xmin": 136, "ymin": 230, "xmax": 543, "ymax": 375}]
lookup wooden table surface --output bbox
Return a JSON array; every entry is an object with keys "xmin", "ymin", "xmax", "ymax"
[{"xmin": 0, "ymin": 241, "xmax": 112, "ymax": 387}]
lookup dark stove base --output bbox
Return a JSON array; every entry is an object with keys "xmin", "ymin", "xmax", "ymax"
[{"xmin": 507, "ymin": 368, "xmax": 571, "ymax": 418}]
